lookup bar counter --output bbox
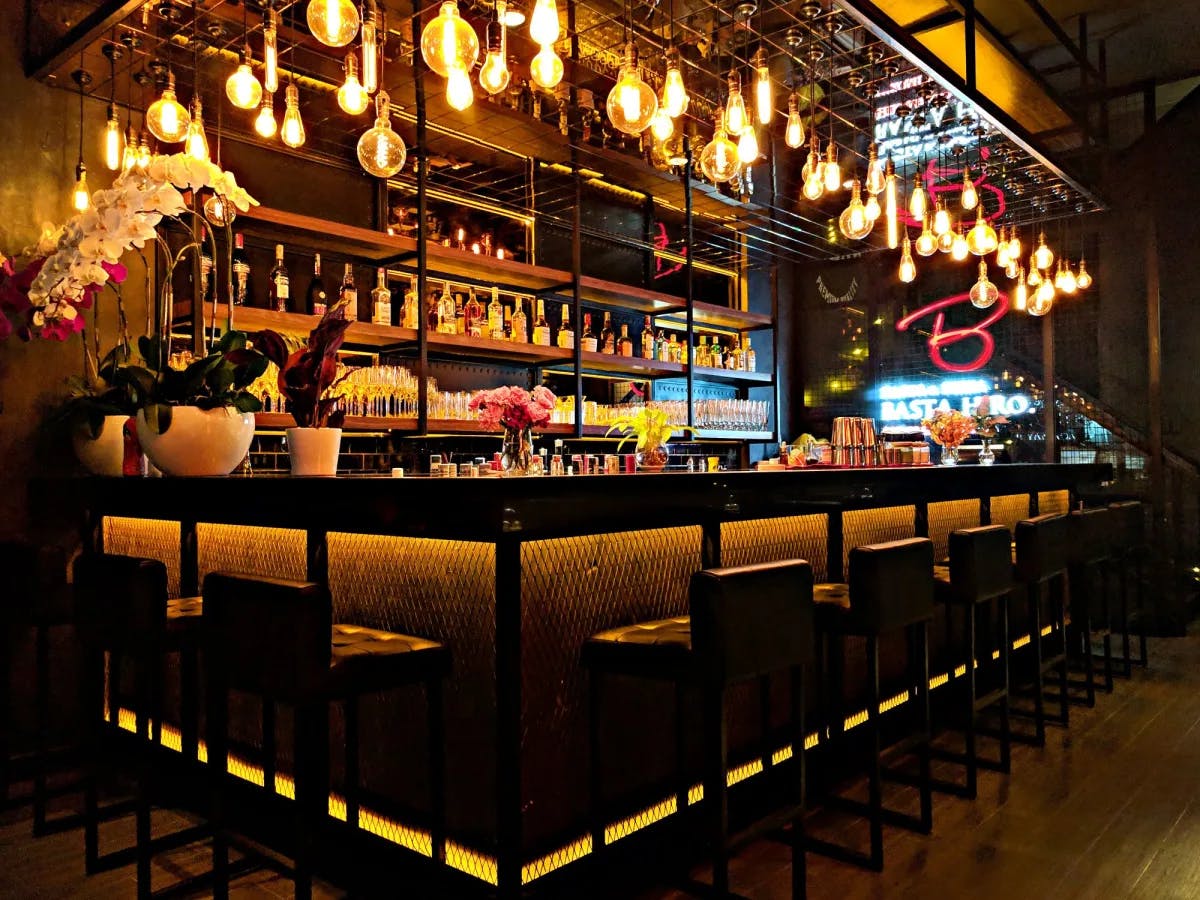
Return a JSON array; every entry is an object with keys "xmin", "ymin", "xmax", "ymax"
[{"xmin": 34, "ymin": 463, "xmax": 1111, "ymax": 893}]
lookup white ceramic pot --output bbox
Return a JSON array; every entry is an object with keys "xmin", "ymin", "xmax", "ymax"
[
  {"xmin": 72, "ymin": 414, "xmax": 133, "ymax": 476},
  {"xmin": 287, "ymin": 427, "xmax": 342, "ymax": 476},
  {"xmin": 136, "ymin": 406, "xmax": 255, "ymax": 476}
]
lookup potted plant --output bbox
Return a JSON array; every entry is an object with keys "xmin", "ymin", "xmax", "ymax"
[
  {"xmin": 468, "ymin": 385, "xmax": 557, "ymax": 475},
  {"xmin": 253, "ymin": 309, "xmax": 353, "ymax": 475},
  {"xmin": 606, "ymin": 405, "xmax": 694, "ymax": 472},
  {"xmin": 922, "ymin": 408, "xmax": 976, "ymax": 467},
  {"xmin": 52, "ymin": 342, "xmax": 147, "ymax": 475}
]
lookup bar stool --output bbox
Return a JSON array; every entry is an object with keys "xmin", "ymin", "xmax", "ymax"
[
  {"xmin": 1109, "ymin": 500, "xmax": 1150, "ymax": 674},
  {"xmin": 808, "ymin": 537, "xmax": 934, "ymax": 873},
  {"xmin": 73, "ymin": 553, "xmax": 206, "ymax": 897},
  {"xmin": 930, "ymin": 525, "xmax": 1013, "ymax": 799},
  {"xmin": 1010, "ymin": 514, "xmax": 1070, "ymax": 746},
  {"xmin": 1066, "ymin": 508, "xmax": 1115, "ymax": 705},
  {"xmin": 203, "ymin": 573, "xmax": 450, "ymax": 900},
  {"xmin": 0, "ymin": 540, "xmax": 76, "ymax": 834},
  {"xmin": 583, "ymin": 560, "xmax": 814, "ymax": 899}
]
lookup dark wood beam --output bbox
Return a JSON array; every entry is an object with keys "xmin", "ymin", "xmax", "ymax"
[
  {"xmin": 907, "ymin": 9, "xmax": 964, "ymax": 35},
  {"xmin": 25, "ymin": 0, "xmax": 146, "ymax": 81},
  {"xmin": 1020, "ymin": 0, "xmax": 1103, "ymax": 85}
]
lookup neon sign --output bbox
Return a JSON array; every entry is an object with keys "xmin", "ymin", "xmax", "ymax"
[
  {"xmin": 652, "ymin": 222, "xmax": 686, "ymax": 280},
  {"xmin": 877, "ymin": 376, "xmax": 1030, "ymax": 423},
  {"xmin": 901, "ymin": 153, "xmax": 1006, "ymax": 228},
  {"xmin": 896, "ymin": 290, "xmax": 1009, "ymax": 373}
]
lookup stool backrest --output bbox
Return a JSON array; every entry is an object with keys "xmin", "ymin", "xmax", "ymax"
[
  {"xmin": 847, "ymin": 537, "xmax": 935, "ymax": 631},
  {"xmin": 948, "ymin": 525, "xmax": 1014, "ymax": 604},
  {"xmin": 203, "ymin": 573, "xmax": 331, "ymax": 701},
  {"xmin": 1068, "ymin": 507, "xmax": 1111, "ymax": 566},
  {"xmin": 74, "ymin": 553, "xmax": 168, "ymax": 651},
  {"xmin": 1013, "ymin": 513, "xmax": 1069, "ymax": 583},
  {"xmin": 1108, "ymin": 500, "xmax": 1145, "ymax": 551},
  {"xmin": 689, "ymin": 559, "xmax": 814, "ymax": 687},
  {"xmin": 1, "ymin": 540, "xmax": 70, "ymax": 624}
]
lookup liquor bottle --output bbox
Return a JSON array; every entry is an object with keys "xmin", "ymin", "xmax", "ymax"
[
  {"xmin": 426, "ymin": 286, "xmax": 440, "ymax": 332},
  {"xmin": 307, "ymin": 254, "xmax": 328, "ymax": 316},
  {"xmin": 617, "ymin": 323, "xmax": 633, "ymax": 357},
  {"xmin": 745, "ymin": 337, "xmax": 756, "ymax": 372},
  {"xmin": 437, "ymin": 283, "xmax": 454, "ymax": 333},
  {"xmin": 667, "ymin": 333, "xmax": 680, "ymax": 363},
  {"xmin": 511, "ymin": 297, "xmax": 528, "ymax": 343},
  {"xmin": 371, "ymin": 268, "xmax": 391, "ymax": 325},
  {"xmin": 657, "ymin": 328, "xmax": 671, "ymax": 362},
  {"xmin": 698, "ymin": 334, "xmax": 709, "ymax": 368},
  {"xmin": 557, "ymin": 302, "xmax": 574, "ymax": 348},
  {"xmin": 726, "ymin": 338, "xmax": 739, "ymax": 370},
  {"xmin": 339, "ymin": 263, "xmax": 358, "ymax": 321},
  {"xmin": 502, "ymin": 303, "xmax": 512, "ymax": 340},
  {"xmin": 231, "ymin": 233, "xmax": 250, "ymax": 306},
  {"xmin": 488, "ymin": 287, "xmax": 504, "ymax": 339},
  {"xmin": 268, "ymin": 243, "xmax": 289, "ymax": 313},
  {"xmin": 532, "ymin": 298, "xmax": 551, "ymax": 346},
  {"xmin": 599, "ymin": 311, "xmax": 615, "ymax": 354},
  {"xmin": 580, "ymin": 312, "xmax": 598, "ymax": 352},
  {"xmin": 402, "ymin": 275, "xmax": 419, "ymax": 329},
  {"xmin": 454, "ymin": 293, "xmax": 465, "ymax": 334},
  {"xmin": 641, "ymin": 315, "xmax": 654, "ymax": 359},
  {"xmin": 465, "ymin": 287, "xmax": 483, "ymax": 337}
]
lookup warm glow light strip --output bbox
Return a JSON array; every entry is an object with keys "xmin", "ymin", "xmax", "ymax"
[{"xmin": 389, "ymin": 181, "xmax": 535, "ymax": 225}]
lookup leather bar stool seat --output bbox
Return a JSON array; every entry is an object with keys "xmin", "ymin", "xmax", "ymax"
[
  {"xmin": 930, "ymin": 525, "xmax": 1014, "ymax": 798},
  {"xmin": 73, "ymin": 554, "xmax": 206, "ymax": 898},
  {"xmin": 808, "ymin": 537, "xmax": 935, "ymax": 873},
  {"xmin": 203, "ymin": 573, "xmax": 449, "ymax": 900},
  {"xmin": 1108, "ymin": 500, "xmax": 1149, "ymax": 674},
  {"xmin": 584, "ymin": 560, "xmax": 814, "ymax": 899},
  {"xmin": 1067, "ymin": 508, "xmax": 1115, "ymax": 705}
]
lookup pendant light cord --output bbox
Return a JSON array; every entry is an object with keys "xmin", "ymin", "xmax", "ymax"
[{"xmin": 77, "ymin": 50, "xmax": 85, "ymax": 166}]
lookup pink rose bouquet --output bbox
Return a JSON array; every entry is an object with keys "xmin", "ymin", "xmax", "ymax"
[{"xmin": 469, "ymin": 385, "xmax": 557, "ymax": 431}]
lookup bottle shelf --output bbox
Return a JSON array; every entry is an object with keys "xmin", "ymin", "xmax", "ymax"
[
  {"xmin": 427, "ymin": 332, "xmax": 574, "ymax": 365},
  {"xmin": 200, "ymin": 302, "xmax": 418, "ymax": 349},
  {"xmin": 659, "ymin": 302, "xmax": 774, "ymax": 333},
  {"xmin": 255, "ymin": 413, "xmax": 418, "ymax": 432},
  {"xmin": 689, "ymin": 366, "xmax": 773, "ymax": 385},
  {"xmin": 567, "ymin": 351, "xmax": 689, "ymax": 378}
]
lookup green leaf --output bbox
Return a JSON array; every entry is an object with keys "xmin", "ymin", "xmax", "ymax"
[
  {"xmin": 232, "ymin": 392, "xmax": 262, "ymax": 413},
  {"xmin": 217, "ymin": 329, "xmax": 248, "ymax": 353},
  {"xmin": 145, "ymin": 403, "xmax": 173, "ymax": 435}
]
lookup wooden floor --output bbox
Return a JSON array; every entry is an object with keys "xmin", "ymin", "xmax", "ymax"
[{"xmin": 3, "ymin": 629, "xmax": 1200, "ymax": 899}]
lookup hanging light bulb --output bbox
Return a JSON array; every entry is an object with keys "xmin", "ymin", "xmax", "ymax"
[
  {"xmin": 146, "ymin": 72, "xmax": 190, "ymax": 143},
  {"xmin": 121, "ymin": 124, "xmax": 138, "ymax": 174},
  {"xmin": 915, "ymin": 217, "xmax": 937, "ymax": 256},
  {"xmin": 966, "ymin": 209, "xmax": 998, "ymax": 256},
  {"xmin": 307, "ymin": 0, "xmax": 361, "ymax": 48},
  {"xmin": 864, "ymin": 144, "xmax": 885, "ymax": 196},
  {"xmin": 1061, "ymin": 261, "xmax": 1078, "ymax": 294},
  {"xmin": 1008, "ymin": 230, "xmax": 1022, "ymax": 263},
  {"xmin": 737, "ymin": 126, "xmax": 759, "ymax": 164},
  {"xmin": 884, "ymin": 159, "xmax": 899, "ymax": 249},
  {"xmin": 838, "ymin": 179, "xmax": 874, "ymax": 240},
  {"xmin": 753, "ymin": 47, "xmax": 772, "ymax": 126},
  {"xmin": 996, "ymin": 226, "xmax": 1010, "ymax": 268},
  {"xmin": 102, "ymin": 105, "xmax": 121, "ymax": 172},
  {"xmin": 136, "ymin": 133, "xmax": 151, "ymax": 171},
  {"xmin": 937, "ymin": 225, "xmax": 954, "ymax": 253},
  {"xmin": 1014, "ymin": 270, "xmax": 1028, "ymax": 311},
  {"xmin": 338, "ymin": 54, "xmax": 370, "ymax": 114},
  {"xmin": 357, "ymin": 90, "xmax": 407, "ymax": 178},
  {"xmin": 801, "ymin": 151, "xmax": 824, "ymax": 201},
  {"xmin": 951, "ymin": 223, "xmax": 969, "ymax": 261},
  {"xmin": 1076, "ymin": 259, "xmax": 1092, "ymax": 290},
  {"xmin": 263, "ymin": 8, "xmax": 279, "ymax": 94},
  {"xmin": 969, "ymin": 260, "xmax": 999, "ymax": 309},
  {"xmin": 1005, "ymin": 257, "xmax": 1020, "ymax": 280},
  {"xmin": 185, "ymin": 96, "xmax": 209, "ymax": 162},
  {"xmin": 699, "ymin": 107, "xmax": 740, "ymax": 183},
  {"xmin": 255, "ymin": 92, "xmax": 278, "ymax": 137},
  {"xmin": 662, "ymin": 49, "xmax": 689, "ymax": 118},
  {"xmin": 650, "ymin": 107, "xmax": 674, "ymax": 142},
  {"xmin": 724, "ymin": 70, "xmax": 748, "ymax": 136},
  {"xmin": 445, "ymin": 63, "xmax": 475, "ymax": 111},
  {"xmin": 1030, "ymin": 277, "xmax": 1055, "ymax": 315},
  {"xmin": 203, "ymin": 192, "xmax": 236, "ymax": 227},
  {"xmin": 1053, "ymin": 260, "xmax": 1066, "ymax": 291},
  {"xmin": 529, "ymin": 44, "xmax": 563, "ymax": 89},
  {"xmin": 899, "ymin": 233, "xmax": 916, "ymax": 283},
  {"xmin": 909, "ymin": 172, "xmax": 927, "ymax": 220},
  {"xmin": 421, "ymin": 2, "xmax": 479, "ymax": 78},
  {"xmin": 607, "ymin": 41, "xmax": 657, "ymax": 135},
  {"xmin": 361, "ymin": 3, "xmax": 379, "ymax": 94},
  {"xmin": 1027, "ymin": 261, "xmax": 1041, "ymax": 286},
  {"xmin": 479, "ymin": 19, "xmax": 510, "ymax": 95},
  {"xmin": 1034, "ymin": 231, "xmax": 1053, "ymax": 270},
  {"xmin": 663, "ymin": 131, "xmax": 687, "ymax": 167},
  {"xmin": 784, "ymin": 93, "xmax": 804, "ymax": 149},
  {"xmin": 529, "ymin": 0, "xmax": 560, "ymax": 45},
  {"xmin": 226, "ymin": 51, "xmax": 263, "ymax": 110},
  {"xmin": 960, "ymin": 166, "xmax": 978, "ymax": 210},
  {"xmin": 864, "ymin": 192, "xmax": 881, "ymax": 223},
  {"xmin": 72, "ymin": 163, "xmax": 90, "ymax": 212},
  {"xmin": 281, "ymin": 82, "xmax": 305, "ymax": 148},
  {"xmin": 932, "ymin": 201, "xmax": 951, "ymax": 237},
  {"xmin": 823, "ymin": 141, "xmax": 841, "ymax": 193}
]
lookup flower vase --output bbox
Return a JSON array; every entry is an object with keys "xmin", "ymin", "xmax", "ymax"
[
  {"xmin": 501, "ymin": 426, "xmax": 534, "ymax": 476},
  {"xmin": 940, "ymin": 445, "xmax": 960, "ymax": 467},
  {"xmin": 287, "ymin": 427, "xmax": 342, "ymax": 475},
  {"xmin": 636, "ymin": 443, "xmax": 669, "ymax": 472},
  {"xmin": 978, "ymin": 438, "xmax": 995, "ymax": 466}
]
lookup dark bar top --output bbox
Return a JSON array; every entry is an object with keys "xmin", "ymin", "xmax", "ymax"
[{"xmin": 34, "ymin": 463, "xmax": 1112, "ymax": 542}]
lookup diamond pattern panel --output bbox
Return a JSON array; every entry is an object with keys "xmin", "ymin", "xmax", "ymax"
[
  {"xmin": 843, "ymin": 506, "xmax": 916, "ymax": 570},
  {"xmin": 992, "ymin": 493, "xmax": 1032, "ymax": 532},
  {"xmin": 928, "ymin": 500, "xmax": 982, "ymax": 561},
  {"xmin": 197, "ymin": 524, "xmax": 307, "ymax": 584},
  {"xmin": 102, "ymin": 517, "xmax": 181, "ymax": 598},
  {"xmin": 1038, "ymin": 490, "xmax": 1070, "ymax": 518},
  {"xmin": 721, "ymin": 515, "xmax": 830, "ymax": 581},
  {"xmin": 520, "ymin": 526, "xmax": 701, "ymax": 850},
  {"xmin": 326, "ymin": 533, "xmax": 497, "ymax": 846}
]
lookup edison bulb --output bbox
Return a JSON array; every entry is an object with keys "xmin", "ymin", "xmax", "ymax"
[
  {"xmin": 961, "ymin": 166, "xmax": 978, "ymax": 210},
  {"xmin": 1005, "ymin": 258, "xmax": 1020, "ymax": 280},
  {"xmin": 281, "ymin": 83, "xmax": 305, "ymax": 148},
  {"xmin": 909, "ymin": 173, "xmax": 927, "ymax": 220},
  {"xmin": 529, "ymin": 44, "xmax": 563, "ymax": 89},
  {"xmin": 969, "ymin": 261, "xmax": 999, "ymax": 309},
  {"xmin": 529, "ymin": 0, "xmax": 560, "ymax": 45},
  {"xmin": 864, "ymin": 144, "xmax": 885, "ymax": 196},
  {"xmin": 865, "ymin": 192, "xmax": 881, "ymax": 222},
  {"xmin": 932, "ymin": 202, "xmax": 951, "ymax": 237},
  {"xmin": 136, "ymin": 134, "xmax": 151, "ymax": 172},
  {"xmin": 72, "ymin": 163, "xmax": 89, "ymax": 212},
  {"xmin": 737, "ymin": 126, "xmax": 758, "ymax": 164},
  {"xmin": 1008, "ymin": 231, "xmax": 1022, "ymax": 262},
  {"xmin": 255, "ymin": 93, "xmax": 277, "ymax": 137},
  {"xmin": 121, "ymin": 125, "xmax": 138, "ymax": 174},
  {"xmin": 724, "ymin": 71, "xmax": 747, "ymax": 136},
  {"xmin": 996, "ymin": 227, "xmax": 1010, "ymax": 267},
  {"xmin": 338, "ymin": 54, "xmax": 370, "ymax": 114},
  {"xmin": 898, "ymin": 234, "xmax": 916, "ymax": 283},
  {"xmin": 784, "ymin": 94, "xmax": 804, "ymax": 149},
  {"xmin": 1027, "ymin": 262, "xmax": 1041, "ymax": 286},
  {"xmin": 823, "ymin": 141, "xmax": 840, "ymax": 193},
  {"xmin": 1061, "ymin": 263, "xmax": 1078, "ymax": 294},
  {"xmin": 937, "ymin": 227, "xmax": 954, "ymax": 253},
  {"xmin": 802, "ymin": 167, "xmax": 824, "ymax": 201},
  {"xmin": 951, "ymin": 226, "xmax": 969, "ymax": 261},
  {"xmin": 838, "ymin": 180, "xmax": 873, "ymax": 241},
  {"xmin": 966, "ymin": 210, "xmax": 998, "ymax": 256},
  {"xmin": 915, "ymin": 218, "xmax": 937, "ymax": 256},
  {"xmin": 1014, "ymin": 272, "xmax": 1028, "ymax": 311},
  {"xmin": 753, "ymin": 49, "xmax": 772, "ymax": 126},
  {"xmin": 307, "ymin": 0, "xmax": 361, "ymax": 48},
  {"xmin": 203, "ymin": 192, "xmax": 236, "ymax": 227},
  {"xmin": 479, "ymin": 20, "xmax": 510, "ymax": 95},
  {"xmin": 1034, "ymin": 232, "xmax": 1053, "ymax": 270},
  {"xmin": 1076, "ymin": 259, "xmax": 1092, "ymax": 290},
  {"xmin": 422, "ymin": 2, "xmax": 479, "ymax": 79},
  {"xmin": 884, "ymin": 160, "xmax": 899, "ymax": 249},
  {"xmin": 185, "ymin": 98, "xmax": 209, "ymax": 162},
  {"xmin": 445, "ymin": 65, "xmax": 475, "ymax": 111},
  {"xmin": 1029, "ymin": 278, "xmax": 1055, "ymax": 315},
  {"xmin": 650, "ymin": 108, "xmax": 674, "ymax": 142},
  {"xmin": 263, "ymin": 8, "xmax": 279, "ymax": 93},
  {"xmin": 360, "ymin": 9, "xmax": 379, "ymax": 93},
  {"xmin": 1054, "ymin": 262, "xmax": 1067, "ymax": 291},
  {"xmin": 606, "ymin": 42, "xmax": 657, "ymax": 135},
  {"xmin": 146, "ymin": 72, "xmax": 190, "ymax": 143},
  {"xmin": 356, "ymin": 91, "xmax": 407, "ymax": 178},
  {"xmin": 699, "ymin": 111, "xmax": 739, "ymax": 183},
  {"xmin": 103, "ymin": 108, "xmax": 121, "ymax": 172},
  {"xmin": 662, "ymin": 56, "xmax": 688, "ymax": 118},
  {"xmin": 226, "ymin": 57, "xmax": 263, "ymax": 110}
]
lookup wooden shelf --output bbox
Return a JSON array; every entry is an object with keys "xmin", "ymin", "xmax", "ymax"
[
  {"xmin": 422, "ymin": 420, "xmax": 576, "ymax": 436},
  {"xmin": 558, "ymin": 351, "xmax": 688, "ymax": 378},
  {"xmin": 255, "ymin": 413, "xmax": 418, "ymax": 432},
  {"xmin": 693, "ymin": 430, "xmax": 776, "ymax": 441},
  {"xmin": 574, "ymin": 275, "xmax": 686, "ymax": 315},
  {"xmin": 427, "ymin": 332, "xmax": 574, "ymax": 365},
  {"xmin": 200, "ymin": 302, "xmax": 417, "ymax": 349},
  {"xmin": 692, "ymin": 366, "xmax": 774, "ymax": 385},
  {"xmin": 659, "ymin": 302, "xmax": 774, "ymax": 332}
]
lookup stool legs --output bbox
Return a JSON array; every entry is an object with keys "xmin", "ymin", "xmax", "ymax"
[
  {"xmin": 998, "ymin": 598, "xmax": 1012, "ymax": 773},
  {"xmin": 588, "ymin": 671, "xmax": 603, "ymax": 860},
  {"xmin": 675, "ymin": 681, "xmax": 688, "ymax": 827},
  {"xmin": 83, "ymin": 648, "xmax": 106, "ymax": 874},
  {"xmin": 914, "ymin": 623, "xmax": 933, "ymax": 834},
  {"xmin": 964, "ymin": 603, "xmax": 978, "ymax": 799},
  {"xmin": 294, "ymin": 701, "xmax": 330, "ymax": 900},
  {"xmin": 32, "ymin": 624, "xmax": 50, "ymax": 835},
  {"xmin": 209, "ymin": 675, "xmax": 230, "ymax": 900},
  {"xmin": 134, "ymin": 654, "xmax": 155, "ymax": 900},
  {"xmin": 344, "ymin": 697, "xmax": 359, "ymax": 829},
  {"xmin": 426, "ymin": 677, "xmax": 446, "ymax": 865},
  {"xmin": 865, "ymin": 635, "xmax": 883, "ymax": 872},
  {"xmin": 789, "ymin": 667, "xmax": 807, "ymax": 900},
  {"xmin": 262, "ymin": 700, "xmax": 276, "ymax": 798},
  {"xmin": 1028, "ymin": 586, "xmax": 1047, "ymax": 746},
  {"xmin": 702, "ymin": 687, "xmax": 730, "ymax": 895}
]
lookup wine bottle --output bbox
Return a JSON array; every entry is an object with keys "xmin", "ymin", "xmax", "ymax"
[
  {"xmin": 599, "ymin": 311, "xmax": 615, "ymax": 354},
  {"xmin": 532, "ymin": 298, "xmax": 551, "ymax": 346},
  {"xmin": 268, "ymin": 243, "xmax": 289, "ymax": 313},
  {"xmin": 402, "ymin": 275, "xmax": 418, "ymax": 329},
  {"xmin": 556, "ymin": 302, "xmax": 574, "ymax": 348},
  {"xmin": 745, "ymin": 336, "xmax": 756, "ymax": 372},
  {"xmin": 617, "ymin": 323, "xmax": 633, "ymax": 357},
  {"xmin": 307, "ymin": 253, "xmax": 328, "ymax": 316},
  {"xmin": 231, "ymin": 233, "xmax": 250, "ymax": 306},
  {"xmin": 640, "ymin": 315, "xmax": 654, "ymax": 360},
  {"xmin": 371, "ymin": 268, "xmax": 391, "ymax": 325},
  {"xmin": 667, "ymin": 333, "xmax": 680, "ymax": 363},
  {"xmin": 657, "ymin": 328, "xmax": 671, "ymax": 362},
  {"xmin": 438, "ymin": 283, "xmax": 454, "ymax": 334},
  {"xmin": 580, "ymin": 312, "xmax": 598, "ymax": 352},
  {"xmin": 488, "ymin": 287, "xmax": 504, "ymax": 339},
  {"xmin": 339, "ymin": 263, "xmax": 358, "ymax": 321},
  {"xmin": 454, "ymin": 292, "xmax": 466, "ymax": 334},
  {"xmin": 511, "ymin": 297, "xmax": 528, "ymax": 343},
  {"xmin": 465, "ymin": 287, "xmax": 483, "ymax": 337}
]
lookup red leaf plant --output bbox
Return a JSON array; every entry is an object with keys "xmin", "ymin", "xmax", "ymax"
[{"xmin": 253, "ymin": 310, "xmax": 352, "ymax": 429}]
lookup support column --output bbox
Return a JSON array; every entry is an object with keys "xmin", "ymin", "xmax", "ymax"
[{"xmin": 1042, "ymin": 315, "xmax": 1055, "ymax": 462}]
